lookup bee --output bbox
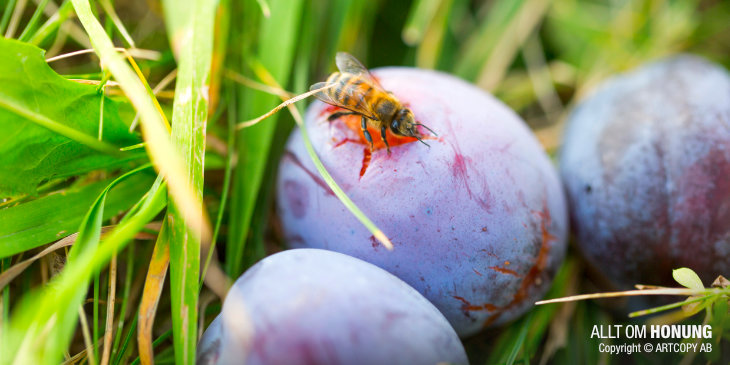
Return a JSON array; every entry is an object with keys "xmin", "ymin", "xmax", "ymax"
[{"xmin": 310, "ymin": 52, "xmax": 436, "ymax": 153}]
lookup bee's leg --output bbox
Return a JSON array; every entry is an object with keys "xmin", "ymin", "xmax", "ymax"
[
  {"xmin": 361, "ymin": 116, "xmax": 374, "ymax": 150},
  {"xmin": 327, "ymin": 111, "xmax": 358, "ymax": 122},
  {"xmin": 380, "ymin": 125, "xmax": 391, "ymax": 154}
]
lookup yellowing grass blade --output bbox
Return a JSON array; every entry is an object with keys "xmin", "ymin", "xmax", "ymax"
[{"xmin": 137, "ymin": 224, "xmax": 170, "ymax": 365}]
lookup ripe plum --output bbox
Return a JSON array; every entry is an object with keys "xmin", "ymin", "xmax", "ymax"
[
  {"xmin": 561, "ymin": 55, "xmax": 730, "ymax": 288},
  {"xmin": 196, "ymin": 249, "xmax": 467, "ymax": 365},
  {"xmin": 276, "ymin": 68, "xmax": 568, "ymax": 336}
]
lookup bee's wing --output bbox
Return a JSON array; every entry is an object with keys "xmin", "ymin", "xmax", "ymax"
[
  {"xmin": 335, "ymin": 52, "xmax": 384, "ymax": 89},
  {"xmin": 309, "ymin": 81, "xmax": 378, "ymax": 120}
]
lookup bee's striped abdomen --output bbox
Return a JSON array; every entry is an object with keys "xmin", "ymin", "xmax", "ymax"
[
  {"xmin": 334, "ymin": 73, "xmax": 365, "ymax": 108},
  {"xmin": 325, "ymin": 72, "xmax": 344, "ymax": 100}
]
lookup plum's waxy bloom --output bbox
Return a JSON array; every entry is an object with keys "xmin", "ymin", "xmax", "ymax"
[
  {"xmin": 197, "ymin": 249, "xmax": 468, "ymax": 365},
  {"xmin": 561, "ymin": 55, "xmax": 730, "ymax": 289}
]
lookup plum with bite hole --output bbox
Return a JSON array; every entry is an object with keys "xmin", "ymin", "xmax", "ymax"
[
  {"xmin": 196, "ymin": 249, "xmax": 468, "ymax": 365},
  {"xmin": 560, "ymin": 55, "xmax": 730, "ymax": 289},
  {"xmin": 276, "ymin": 68, "xmax": 568, "ymax": 337}
]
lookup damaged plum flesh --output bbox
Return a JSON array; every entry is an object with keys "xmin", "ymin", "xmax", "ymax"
[
  {"xmin": 561, "ymin": 55, "xmax": 730, "ymax": 289},
  {"xmin": 196, "ymin": 249, "xmax": 468, "ymax": 365},
  {"xmin": 276, "ymin": 68, "xmax": 568, "ymax": 337}
]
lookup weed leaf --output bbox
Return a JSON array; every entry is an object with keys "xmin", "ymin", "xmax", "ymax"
[
  {"xmin": 673, "ymin": 267, "xmax": 704, "ymax": 290},
  {"xmin": 0, "ymin": 38, "xmax": 140, "ymax": 196},
  {"xmin": 0, "ymin": 172, "xmax": 154, "ymax": 258}
]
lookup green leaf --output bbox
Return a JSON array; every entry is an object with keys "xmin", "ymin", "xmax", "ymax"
[
  {"xmin": 0, "ymin": 38, "xmax": 142, "ymax": 197},
  {"xmin": 673, "ymin": 267, "xmax": 705, "ymax": 290},
  {"xmin": 0, "ymin": 172, "xmax": 155, "ymax": 258}
]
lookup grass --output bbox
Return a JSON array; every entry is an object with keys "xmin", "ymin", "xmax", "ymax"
[
  {"xmin": 227, "ymin": 0, "xmax": 304, "ymax": 278},
  {"xmin": 0, "ymin": 0, "xmax": 728, "ymax": 364},
  {"xmin": 161, "ymin": 0, "xmax": 216, "ymax": 362}
]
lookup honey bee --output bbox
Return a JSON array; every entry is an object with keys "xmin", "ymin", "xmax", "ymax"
[{"xmin": 311, "ymin": 52, "xmax": 436, "ymax": 152}]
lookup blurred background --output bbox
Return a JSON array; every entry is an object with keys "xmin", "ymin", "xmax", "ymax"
[{"xmin": 1, "ymin": 0, "xmax": 729, "ymax": 363}]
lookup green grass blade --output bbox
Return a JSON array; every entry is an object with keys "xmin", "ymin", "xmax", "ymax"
[
  {"xmin": 506, "ymin": 311, "xmax": 533, "ymax": 365},
  {"xmin": 629, "ymin": 294, "xmax": 717, "ymax": 318},
  {"xmin": 6, "ymin": 167, "xmax": 158, "ymax": 364},
  {"xmin": 17, "ymin": 0, "xmax": 50, "ymax": 42},
  {"xmin": 8, "ymin": 178, "xmax": 167, "ymax": 364},
  {"xmin": 161, "ymin": 0, "xmax": 217, "ymax": 361},
  {"xmin": 29, "ymin": 0, "xmax": 74, "ymax": 46},
  {"xmin": 294, "ymin": 111, "xmax": 393, "ymax": 250},
  {"xmin": 322, "ymin": 0, "xmax": 374, "ymax": 64},
  {"xmin": 0, "ymin": 0, "xmax": 17, "ymax": 35},
  {"xmin": 246, "ymin": 58, "xmax": 395, "ymax": 250},
  {"xmin": 454, "ymin": 0, "xmax": 525, "ymax": 80},
  {"xmin": 99, "ymin": 0, "xmax": 135, "ymax": 48},
  {"xmin": 200, "ymin": 88, "xmax": 235, "ymax": 290},
  {"xmin": 113, "ymin": 309, "xmax": 138, "ymax": 365},
  {"xmin": 402, "ymin": 0, "xmax": 443, "ymax": 46},
  {"xmin": 478, "ymin": 0, "xmax": 550, "ymax": 90},
  {"xmin": 110, "ymin": 240, "xmax": 135, "ymax": 361},
  {"xmin": 68, "ymin": 164, "xmax": 154, "ymax": 260},
  {"xmin": 414, "ymin": 0, "xmax": 454, "ymax": 69},
  {"xmin": 70, "ymin": 0, "xmax": 210, "ymax": 245},
  {"xmin": 1, "ymin": 0, "xmax": 24, "ymax": 38},
  {"xmin": 227, "ymin": 0, "xmax": 304, "ymax": 277},
  {"xmin": 74, "ymin": 165, "xmax": 153, "ymax": 365},
  {"xmin": 254, "ymin": 0, "xmax": 270, "ymax": 17}
]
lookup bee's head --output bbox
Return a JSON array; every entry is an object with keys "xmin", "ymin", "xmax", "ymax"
[
  {"xmin": 390, "ymin": 108, "xmax": 437, "ymax": 146},
  {"xmin": 390, "ymin": 108, "xmax": 418, "ymax": 137}
]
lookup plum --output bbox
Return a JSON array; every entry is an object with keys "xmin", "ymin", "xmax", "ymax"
[
  {"xmin": 560, "ymin": 55, "xmax": 730, "ymax": 289},
  {"xmin": 196, "ymin": 249, "xmax": 467, "ymax": 365},
  {"xmin": 197, "ymin": 316, "xmax": 223, "ymax": 365},
  {"xmin": 276, "ymin": 68, "xmax": 568, "ymax": 337}
]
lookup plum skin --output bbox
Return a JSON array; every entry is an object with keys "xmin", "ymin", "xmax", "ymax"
[
  {"xmin": 276, "ymin": 68, "xmax": 568, "ymax": 337},
  {"xmin": 560, "ymin": 55, "xmax": 730, "ymax": 289},
  {"xmin": 196, "ymin": 249, "xmax": 468, "ymax": 365}
]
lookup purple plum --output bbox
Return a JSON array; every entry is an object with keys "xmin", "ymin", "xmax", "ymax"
[
  {"xmin": 276, "ymin": 68, "xmax": 568, "ymax": 337},
  {"xmin": 560, "ymin": 55, "xmax": 730, "ymax": 289},
  {"xmin": 196, "ymin": 249, "xmax": 467, "ymax": 365}
]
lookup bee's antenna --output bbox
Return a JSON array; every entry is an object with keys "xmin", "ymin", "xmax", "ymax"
[
  {"xmin": 237, "ymin": 83, "xmax": 336, "ymax": 129},
  {"xmin": 416, "ymin": 136, "xmax": 431, "ymax": 148},
  {"xmin": 416, "ymin": 123, "xmax": 438, "ymax": 136}
]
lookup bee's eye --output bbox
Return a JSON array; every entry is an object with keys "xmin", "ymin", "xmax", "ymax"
[{"xmin": 391, "ymin": 120, "xmax": 399, "ymax": 129}]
